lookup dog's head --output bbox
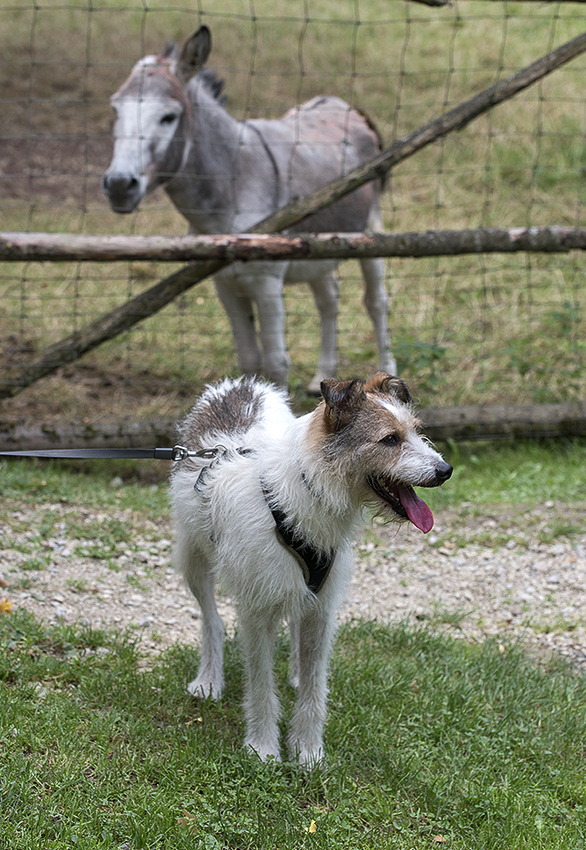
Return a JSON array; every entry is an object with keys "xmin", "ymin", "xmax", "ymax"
[{"xmin": 316, "ymin": 372, "xmax": 452, "ymax": 533}]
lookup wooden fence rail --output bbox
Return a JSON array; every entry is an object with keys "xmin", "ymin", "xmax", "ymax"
[{"xmin": 4, "ymin": 227, "xmax": 586, "ymax": 263}]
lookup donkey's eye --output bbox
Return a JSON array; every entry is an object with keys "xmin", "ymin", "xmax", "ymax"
[
  {"xmin": 380, "ymin": 434, "xmax": 400, "ymax": 447},
  {"xmin": 160, "ymin": 113, "xmax": 178, "ymax": 125}
]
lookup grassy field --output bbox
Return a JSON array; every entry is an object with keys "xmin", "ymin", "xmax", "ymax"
[
  {"xmin": 2, "ymin": 0, "xmax": 586, "ymax": 421},
  {"xmin": 2, "ymin": 612, "xmax": 586, "ymax": 849}
]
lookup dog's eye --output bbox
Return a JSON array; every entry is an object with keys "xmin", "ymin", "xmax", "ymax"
[
  {"xmin": 381, "ymin": 433, "xmax": 400, "ymax": 447},
  {"xmin": 160, "ymin": 113, "xmax": 178, "ymax": 125}
]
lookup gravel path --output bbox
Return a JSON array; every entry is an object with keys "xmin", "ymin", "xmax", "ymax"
[{"xmin": 2, "ymin": 496, "xmax": 586, "ymax": 668}]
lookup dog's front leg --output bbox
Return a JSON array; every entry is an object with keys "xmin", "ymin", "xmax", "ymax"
[
  {"xmin": 288, "ymin": 606, "xmax": 336, "ymax": 767},
  {"xmin": 177, "ymin": 539, "xmax": 225, "ymax": 700},
  {"xmin": 239, "ymin": 611, "xmax": 282, "ymax": 761}
]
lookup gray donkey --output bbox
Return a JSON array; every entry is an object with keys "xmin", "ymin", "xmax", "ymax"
[{"xmin": 102, "ymin": 26, "xmax": 396, "ymax": 391}]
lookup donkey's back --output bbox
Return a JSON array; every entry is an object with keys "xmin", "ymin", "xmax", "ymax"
[{"xmin": 246, "ymin": 95, "xmax": 383, "ymax": 235}]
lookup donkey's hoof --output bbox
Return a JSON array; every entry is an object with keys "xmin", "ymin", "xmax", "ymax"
[{"xmin": 307, "ymin": 374, "xmax": 330, "ymax": 396}]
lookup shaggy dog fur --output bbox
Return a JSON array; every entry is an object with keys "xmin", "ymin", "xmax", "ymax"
[{"xmin": 170, "ymin": 372, "xmax": 452, "ymax": 765}]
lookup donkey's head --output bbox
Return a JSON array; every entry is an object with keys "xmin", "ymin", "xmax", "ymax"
[{"xmin": 102, "ymin": 26, "xmax": 212, "ymax": 213}]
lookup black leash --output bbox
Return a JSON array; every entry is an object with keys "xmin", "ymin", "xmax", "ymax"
[{"xmin": 0, "ymin": 445, "xmax": 221, "ymax": 461}]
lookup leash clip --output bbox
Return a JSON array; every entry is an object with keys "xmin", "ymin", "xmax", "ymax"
[{"xmin": 172, "ymin": 444, "xmax": 226, "ymax": 462}]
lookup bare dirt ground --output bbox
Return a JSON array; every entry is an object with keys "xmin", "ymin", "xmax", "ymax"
[{"xmin": 3, "ymin": 495, "xmax": 586, "ymax": 670}]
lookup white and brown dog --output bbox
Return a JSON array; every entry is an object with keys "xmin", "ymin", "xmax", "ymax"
[{"xmin": 170, "ymin": 372, "xmax": 452, "ymax": 765}]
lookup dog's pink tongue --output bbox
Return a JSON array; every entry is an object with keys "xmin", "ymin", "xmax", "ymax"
[{"xmin": 399, "ymin": 486, "xmax": 434, "ymax": 534}]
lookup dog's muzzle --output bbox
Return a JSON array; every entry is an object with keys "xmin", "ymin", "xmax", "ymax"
[{"xmin": 367, "ymin": 460, "xmax": 452, "ymax": 534}]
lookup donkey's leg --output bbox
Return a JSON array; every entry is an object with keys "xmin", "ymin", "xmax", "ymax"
[
  {"xmin": 239, "ymin": 609, "xmax": 282, "ymax": 761},
  {"xmin": 175, "ymin": 533, "xmax": 225, "ymax": 699},
  {"xmin": 288, "ymin": 604, "xmax": 337, "ymax": 767},
  {"xmin": 307, "ymin": 271, "xmax": 340, "ymax": 395},
  {"xmin": 254, "ymin": 274, "xmax": 291, "ymax": 387},
  {"xmin": 213, "ymin": 277, "xmax": 263, "ymax": 376},
  {"xmin": 359, "ymin": 257, "xmax": 398, "ymax": 376}
]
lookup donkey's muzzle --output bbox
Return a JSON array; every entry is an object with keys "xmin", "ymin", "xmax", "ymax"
[{"xmin": 101, "ymin": 171, "xmax": 142, "ymax": 213}]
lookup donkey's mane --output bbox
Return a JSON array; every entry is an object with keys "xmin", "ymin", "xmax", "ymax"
[{"xmin": 198, "ymin": 68, "xmax": 227, "ymax": 106}]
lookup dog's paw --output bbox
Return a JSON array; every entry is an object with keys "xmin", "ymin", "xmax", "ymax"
[
  {"xmin": 245, "ymin": 739, "xmax": 282, "ymax": 763},
  {"xmin": 289, "ymin": 740, "xmax": 325, "ymax": 769},
  {"xmin": 187, "ymin": 676, "xmax": 223, "ymax": 700}
]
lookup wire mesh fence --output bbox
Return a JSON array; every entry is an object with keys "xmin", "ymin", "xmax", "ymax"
[{"xmin": 2, "ymin": 0, "xmax": 586, "ymax": 440}]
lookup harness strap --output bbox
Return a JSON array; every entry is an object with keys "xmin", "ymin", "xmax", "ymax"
[{"xmin": 263, "ymin": 486, "xmax": 335, "ymax": 594}]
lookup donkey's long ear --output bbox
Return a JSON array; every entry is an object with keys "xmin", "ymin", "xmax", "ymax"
[
  {"xmin": 320, "ymin": 378, "xmax": 365, "ymax": 431},
  {"xmin": 162, "ymin": 42, "xmax": 179, "ymax": 62},
  {"xmin": 177, "ymin": 26, "xmax": 212, "ymax": 83}
]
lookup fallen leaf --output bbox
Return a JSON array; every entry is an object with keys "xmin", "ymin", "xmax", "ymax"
[
  {"xmin": 306, "ymin": 820, "xmax": 317, "ymax": 834},
  {"xmin": 434, "ymin": 836, "xmax": 447, "ymax": 843},
  {"xmin": 177, "ymin": 811, "xmax": 197, "ymax": 835},
  {"xmin": 0, "ymin": 577, "xmax": 10, "ymax": 588},
  {"xmin": 0, "ymin": 598, "xmax": 13, "ymax": 615}
]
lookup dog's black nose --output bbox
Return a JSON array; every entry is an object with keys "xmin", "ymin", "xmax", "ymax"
[{"xmin": 436, "ymin": 460, "xmax": 453, "ymax": 483}]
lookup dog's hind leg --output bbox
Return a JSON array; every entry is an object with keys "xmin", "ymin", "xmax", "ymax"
[
  {"xmin": 239, "ymin": 610, "xmax": 282, "ymax": 761},
  {"xmin": 176, "ymin": 536, "xmax": 225, "ymax": 700},
  {"xmin": 288, "ymin": 606, "xmax": 337, "ymax": 767}
]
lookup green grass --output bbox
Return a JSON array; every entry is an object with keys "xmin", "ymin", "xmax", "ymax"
[
  {"xmin": 423, "ymin": 438, "xmax": 586, "ymax": 512},
  {"xmin": 1, "ymin": 612, "xmax": 585, "ymax": 849},
  {"xmin": 0, "ymin": 455, "xmax": 168, "ymax": 513}
]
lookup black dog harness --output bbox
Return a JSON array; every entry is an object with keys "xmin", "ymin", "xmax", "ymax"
[{"xmin": 262, "ymin": 486, "xmax": 336, "ymax": 594}]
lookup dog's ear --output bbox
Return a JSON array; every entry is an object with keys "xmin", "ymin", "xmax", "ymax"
[
  {"xmin": 320, "ymin": 378, "xmax": 365, "ymax": 430},
  {"xmin": 364, "ymin": 372, "xmax": 412, "ymax": 404}
]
